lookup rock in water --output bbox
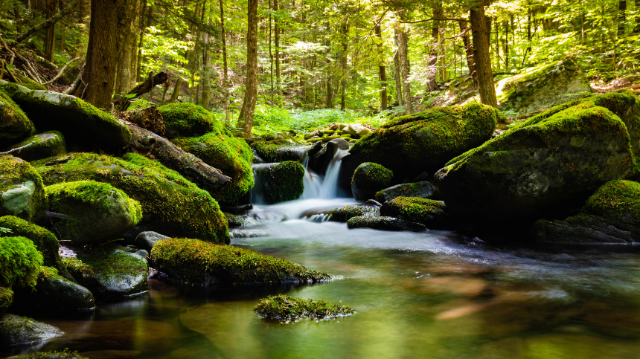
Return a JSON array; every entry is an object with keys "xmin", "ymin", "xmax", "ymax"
[
  {"xmin": 0, "ymin": 155, "xmax": 47, "ymax": 222},
  {"xmin": 346, "ymin": 216, "xmax": 426, "ymax": 232},
  {"xmin": 135, "ymin": 231, "xmax": 169, "ymax": 251},
  {"xmin": 0, "ymin": 314, "xmax": 64, "ymax": 347},
  {"xmin": 380, "ymin": 197, "xmax": 453, "ymax": 229},
  {"xmin": 254, "ymin": 161, "xmax": 305, "ymax": 204},
  {"xmin": 329, "ymin": 205, "xmax": 379, "ymax": 222},
  {"xmin": 46, "ymin": 181, "xmax": 143, "ymax": 245},
  {"xmin": 158, "ymin": 102, "xmax": 221, "ymax": 138},
  {"xmin": 532, "ymin": 180, "xmax": 640, "ymax": 244},
  {"xmin": 435, "ymin": 104, "xmax": 634, "ymax": 221},
  {"xmin": 351, "ymin": 162, "xmax": 393, "ymax": 201},
  {"xmin": 375, "ymin": 181, "xmax": 436, "ymax": 203},
  {"xmin": 2, "ymin": 131, "xmax": 66, "ymax": 162},
  {"xmin": 0, "ymin": 82, "xmax": 131, "ymax": 151},
  {"xmin": 252, "ymin": 140, "xmax": 309, "ymax": 163},
  {"xmin": 0, "ymin": 89, "xmax": 34, "ymax": 148}
]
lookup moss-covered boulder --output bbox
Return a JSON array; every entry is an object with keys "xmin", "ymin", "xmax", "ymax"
[
  {"xmin": 172, "ymin": 132, "xmax": 254, "ymax": 204},
  {"xmin": 380, "ymin": 197, "xmax": 453, "ymax": 229},
  {"xmin": 11, "ymin": 266, "xmax": 95, "ymax": 315},
  {"xmin": 532, "ymin": 180, "xmax": 640, "ymax": 244},
  {"xmin": 0, "ymin": 82, "xmax": 131, "ymax": 150},
  {"xmin": 0, "ymin": 236, "xmax": 43, "ymax": 289},
  {"xmin": 497, "ymin": 58, "xmax": 592, "ymax": 117},
  {"xmin": 0, "ymin": 287, "xmax": 12, "ymax": 318},
  {"xmin": 62, "ymin": 244, "xmax": 148, "ymax": 299},
  {"xmin": 254, "ymin": 294, "xmax": 355, "ymax": 323},
  {"xmin": 253, "ymin": 161, "xmax": 305, "ymax": 204},
  {"xmin": 34, "ymin": 153, "xmax": 229, "ymax": 243},
  {"xmin": 346, "ymin": 216, "xmax": 426, "ymax": 231},
  {"xmin": 329, "ymin": 205, "xmax": 379, "ymax": 222},
  {"xmin": 46, "ymin": 181, "xmax": 142, "ymax": 245},
  {"xmin": 151, "ymin": 238, "xmax": 331, "ymax": 286},
  {"xmin": 0, "ymin": 314, "xmax": 64, "ymax": 348},
  {"xmin": 341, "ymin": 103, "xmax": 500, "ymax": 188},
  {"xmin": 351, "ymin": 162, "xmax": 393, "ymax": 201},
  {"xmin": 0, "ymin": 90, "xmax": 34, "ymax": 148},
  {"xmin": 435, "ymin": 104, "xmax": 634, "ymax": 221},
  {"xmin": 0, "ymin": 155, "xmax": 47, "ymax": 222},
  {"xmin": 3, "ymin": 131, "xmax": 66, "ymax": 162},
  {"xmin": 12, "ymin": 351, "xmax": 88, "ymax": 359},
  {"xmin": 0, "ymin": 216, "xmax": 69, "ymax": 279},
  {"xmin": 158, "ymin": 102, "xmax": 221, "ymax": 138},
  {"xmin": 253, "ymin": 140, "xmax": 309, "ymax": 163},
  {"xmin": 374, "ymin": 181, "xmax": 436, "ymax": 203}
]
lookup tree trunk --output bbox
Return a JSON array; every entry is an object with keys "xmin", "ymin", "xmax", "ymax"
[
  {"xmin": 397, "ymin": 25, "xmax": 413, "ymax": 115},
  {"xmin": 339, "ymin": 17, "xmax": 348, "ymax": 111},
  {"xmin": 219, "ymin": 0, "xmax": 230, "ymax": 122},
  {"xmin": 618, "ymin": 0, "xmax": 627, "ymax": 36},
  {"xmin": 634, "ymin": 0, "xmax": 640, "ymax": 34},
  {"xmin": 374, "ymin": 22, "xmax": 387, "ymax": 111},
  {"xmin": 427, "ymin": 1, "xmax": 442, "ymax": 92},
  {"xmin": 274, "ymin": 0, "xmax": 281, "ymax": 101},
  {"xmin": 459, "ymin": 20, "xmax": 478, "ymax": 87},
  {"xmin": 201, "ymin": 18, "xmax": 211, "ymax": 110},
  {"xmin": 44, "ymin": 0, "xmax": 57, "ymax": 62},
  {"xmin": 115, "ymin": 0, "xmax": 140, "ymax": 95},
  {"xmin": 325, "ymin": 77, "xmax": 333, "ymax": 108},
  {"xmin": 237, "ymin": 0, "xmax": 259, "ymax": 138},
  {"xmin": 393, "ymin": 49, "xmax": 403, "ymax": 106},
  {"xmin": 168, "ymin": 78, "xmax": 182, "ymax": 103},
  {"xmin": 74, "ymin": 0, "xmax": 89, "ymax": 58},
  {"xmin": 469, "ymin": 1, "xmax": 497, "ymax": 107},
  {"xmin": 114, "ymin": 72, "xmax": 168, "ymax": 111},
  {"xmin": 269, "ymin": 0, "xmax": 274, "ymax": 105},
  {"xmin": 137, "ymin": 0, "xmax": 149, "ymax": 82}
]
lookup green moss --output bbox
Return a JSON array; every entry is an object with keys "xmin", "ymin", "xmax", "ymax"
[
  {"xmin": 260, "ymin": 161, "xmax": 305, "ymax": 204},
  {"xmin": 12, "ymin": 74, "xmax": 47, "ymax": 91},
  {"xmin": 61, "ymin": 257, "xmax": 92, "ymax": 275},
  {"xmin": 172, "ymin": 132, "xmax": 254, "ymax": 204},
  {"xmin": 254, "ymin": 294, "xmax": 354, "ymax": 322},
  {"xmin": 385, "ymin": 197, "xmax": 451, "ymax": 228},
  {"xmin": 64, "ymin": 251, "xmax": 146, "ymax": 283},
  {"xmin": 34, "ymin": 153, "xmax": 228, "ymax": 243},
  {"xmin": 330, "ymin": 205, "xmax": 379, "ymax": 222},
  {"xmin": 6, "ymin": 131, "xmax": 67, "ymax": 162},
  {"xmin": 253, "ymin": 140, "xmax": 307, "ymax": 162},
  {"xmin": 0, "ymin": 287, "xmax": 13, "ymax": 309},
  {"xmin": 12, "ymin": 349, "xmax": 88, "ymax": 359},
  {"xmin": 151, "ymin": 238, "xmax": 331, "ymax": 285},
  {"xmin": 158, "ymin": 103, "xmax": 223, "ymax": 138},
  {"xmin": 0, "ymin": 236, "xmax": 43, "ymax": 288},
  {"xmin": 0, "ymin": 90, "xmax": 34, "ymax": 148},
  {"xmin": 582, "ymin": 180, "xmax": 640, "ymax": 223},
  {"xmin": 351, "ymin": 162, "xmax": 393, "ymax": 189},
  {"xmin": 0, "ymin": 155, "xmax": 47, "ymax": 222},
  {"xmin": 0, "ymin": 216, "xmax": 65, "ymax": 273}
]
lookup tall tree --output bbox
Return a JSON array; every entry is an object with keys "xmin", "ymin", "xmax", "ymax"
[
  {"xmin": 618, "ymin": 0, "xmax": 627, "ymax": 36},
  {"xmin": 219, "ymin": 0, "xmax": 230, "ymax": 122},
  {"xmin": 339, "ymin": 14, "xmax": 349, "ymax": 111},
  {"xmin": 274, "ymin": 0, "xmax": 281, "ymax": 101},
  {"xmin": 44, "ymin": 0, "xmax": 58, "ymax": 62},
  {"xmin": 115, "ymin": 0, "xmax": 141, "ymax": 95},
  {"xmin": 427, "ymin": 1, "xmax": 443, "ymax": 92},
  {"xmin": 237, "ymin": 0, "xmax": 259, "ymax": 138},
  {"xmin": 458, "ymin": 20, "xmax": 477, "ymax": 87},
  {"xmin": 374, "ymin": 21, "xmax": 387, "ymax": 111},
  {"xmin": 469, "ymin": 1, "xmax": 497, "ymax": 108},
  {"xmin": 396, "ymin": 23, "xmax": 413, "ymax": 114}
]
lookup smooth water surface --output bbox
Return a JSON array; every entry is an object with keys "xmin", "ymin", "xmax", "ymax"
[{"xmin": 4, "ymin": 198, "xmax": 640, "ymax": 359}]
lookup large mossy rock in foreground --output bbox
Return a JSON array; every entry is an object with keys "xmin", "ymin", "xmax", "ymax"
[
  {"xmin": 380, "ymin": 197, "xmax": 453, "ymax": 229},
  {"xmin": 0, "ymin": 236, "xmax": 43, "ymax": 289},
  {"xmin": 46, "ymin": 181, "xmax": 142, "ymax": 245},
  {"xmin": 158, "ymin": 102, "xmax": 222, "ymax": 138},
  {"xmin": 34, "ymin": 153, "xmax": 229, "ymax": 243},
  {"xmin": 496, "ymin": 58, "xmax": 591, "ymax": 117},
  {"xmin": 151, "ymin": 238, "xmax": 331, "ymax": 286},
  {"xmin": 0, "ymin": 155, "xmax": 47, "ymax": 222},
  {"xmin": 0, "ymin": 314, "xmax": 63, "ymax": 347},
  {"xmin": 435, "ymin": 105, "xmax": 634, "ymax": 221},
  {"xmin": 532, "ymin": 180, "xmax": 640, "ymax": 244},
  {"xmin": 351, "ymin": 162, "xmax": 393, "ymax": 201},
  {"xmin": 0, "ymin": 81, "xmax": 131, "ymax": 150},
  {"xmin": 253, "ymin": 161, "xmax": 305, "ymax": 204},
  {"xmin": 3, "ymin": 131, "xmax": 66, "ymax": 162},
  {"xmin": 341, "ymin": 103, "xmax": 500, "ymax": 188},
  {"xmin": 0, "ymin": 90, "xmax": 34, "ymax": 148}
]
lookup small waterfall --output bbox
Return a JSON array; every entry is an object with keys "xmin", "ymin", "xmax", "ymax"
[
  {"xmin": 302, "ymin": 148, "xmax": 349, "ymax": 200},
  {"xmin": 250, "ymin": 163, "xmax": 274, "ymax": 205}
]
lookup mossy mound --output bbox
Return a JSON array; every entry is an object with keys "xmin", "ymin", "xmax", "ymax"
[
  {"xmin": 329, "ymin": 205, "xmax": 379, "ymax": 223},
  {"xmin": 151, "ymin": 238, "xmax": 331, "ymax": 286},
  {"xmin": 346, "ymin": 216, "xmax": 426, "ymax": 231},
  {"xmin": 0, "ymin": 236, "xmax": 43, "ymax": 289},
  {"xmin": 12, "ymin": 350, "xmax": 88, "ymax": 359},
  {"xmin": 351, "ymin": 162, "xmax": 393, "ymax": 201},
  {"xmin": 11, "ymin": 75, "xmax": 47, "ymax": 91},
  {"xmin": 0, "ymin": 314, "xmax": 64, "ymax": 348},
  {"xmin": 253, "ymin": 140, "xmax": 308, "ymax": 162},
  {"xmin": 158, "ymin": 102, "xmax": 222, "ymax": 138},
  {"xmin": 0, "ymin": 155, "xmax": 47, "ymax": 221},
  {"xmin": 62, "ymin": 244, "xmax": 148, "ymax": 299},
  {"xmin": 0, "ymin": 89, "xmax": 34, "ymax": 148},
  {"xmin": 254, "ymin": 161, "xmax": 305, "ymax": 204},
  {"xmin": 46, "ymin": 181, "xmax": 142, "ymax": 245},
  {"xmin": 172, "ymin": 132, "xmax": 254, "ymax": 204},
  {"xmin": 34, "ymin": 153, "xmax": 229, "ymax": 243},
  {"xmin": 254, "ymin": 294, "xmax": 355, "ymax": 323},
  {"xmin": 374, "ymin": 181, "xmax": 436, "ymax": 203},
  {"xmin": 4, "ymin": 131, "xmax": 66, "ymax": 162},
  {"xmin": 380, "ymin": 197, "xmax": 453, "ymax": 229},
  {"xmin": 435, "ymin": 104, "xmax": 634, "ymax": 221},
  {"xmin": 0, "ymin": 82, "xmax": 131, "ymax": 150}
]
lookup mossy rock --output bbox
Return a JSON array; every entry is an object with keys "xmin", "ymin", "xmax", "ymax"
[
  {"xmin": 329, "ymin": 205, "xmax": 379, "ymax": 223},
  {"xmin": 12, "ymin": 351, "xmax": 88, "ymax": 359},
  {"xmin": 0, "ymin": 155, "xmax": 47, "ymax": 221},
  {"xmin": 346, "ymin": 216, "xmax": 426, "ymax": 232},
  {"xmin": 0, "ymin": 216, "xmax": 70, "ymax": 280},
  {"xmin": 46, "ymin": 180, "xmax": 142, "ymax": 245},
  {"xmin": 4, "ymin": 131, "xmax": 66, "ymax": 162},
  {"xmin": 158, "ymin": 102, "xmax": 222, "ymax": 138},
  {"xmin": 0, "ymin": 236, "xmax": 43, "ymax": 289},
  {"xmin": 0, "ymin": 287, "xmax": 12, "ymax": 318},
  {"xmin": 0, "ymin": 89, "xmax": 34, "ymax": 148},
  {"xmin": 532, "ymin": 180, "xmax": 640, "ymax": 244},
  {"xmin": 172, "ymin": 132, "xmax": 254, "ymax": 205},
  {"xmin": 435, "ymin": 104, "xmax": 634, "ymax": 221},
  {"xmin": 0, "ymin": 82, "xmax": 131, "ymax": 150},
  {"xmin": 151, "ymin": 238, "xmax": 331, "ymax": 286},
  {"xmin": 11, "ymin": 266, "xmax": 95, "ymax": 315},
  {"xmin": 253, "ymin": 161, "xmax": 305, "ymax": 204},
  {"xmin": 0, "ymin": 314, "xmax": 64, "ymax": 348},
  {"xmin": 12, "ymin": 75, "xmax": 47, "ymax": 91},
  {"xmin": 374, "ymin": 181, "xmax": 436, "ymax": 203},
  {"xmin": 62, "ymin": 244, "xmax": 148, "ymax": 299},
  {"xmin": 34, "ymin": 153, "xmax": 229, "ymax": 243},
  {"xmin": 351, "ymin": 162, "xmax": 393, "ymax": 201},
  {"xmin": 253, "ymin": 140, "xmax": 308, "ymax": 162},
  {"xmin": 224, "ymin": 212, "xmax": 245, "ymax": 227},
  {"xmin": 254, "ymin": 294, "xmax": 355, "ymax": 323},
  {"xmin": 380, "ymin": 197, "xmax": 453, "ymax": 229}
]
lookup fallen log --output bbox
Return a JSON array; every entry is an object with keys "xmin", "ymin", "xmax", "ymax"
[
  {"xmin": 122, "ymin": 106, "xmax": 166, "ymax": 136},
  {"xmin": 114, "ymin": 71, "xmax": 168, "ymax": 111}
]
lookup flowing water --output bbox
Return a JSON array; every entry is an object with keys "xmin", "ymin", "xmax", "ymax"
[{"xmin": 5, "ymin": 157, "xmax": 640, "ymax": 359}]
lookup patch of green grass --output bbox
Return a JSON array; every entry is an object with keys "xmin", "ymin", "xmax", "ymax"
[{"xmin": 254, "ymin": 294, "xmax": 355, "ymax": 322}]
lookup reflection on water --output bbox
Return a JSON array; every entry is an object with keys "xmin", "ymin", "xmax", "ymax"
[{"xmin": 4, "ymin": 199, "xmax": 640, "ymax": 359}]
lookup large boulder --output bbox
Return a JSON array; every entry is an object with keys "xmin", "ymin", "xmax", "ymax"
[
  {"xmin": 0, "ymin": 236, "xmax": 43, "ymax": 289},
  {"xmin": 532, "ymin": 180, "xmax": 640, "ymax": 244},
  {"xmin": 172, "ymin": 132, "xmax": 254, "ymax": 205},
  {"xmin": 374, "ymin": 181, "xmax": 436, "ymax": 203},
  {"xmin": 34, "ymin": 153, "xmax": 229, "ymax": 243},
  {"xmin": 0, "ymin": 314, "xmax": 63, "ymax": 348},
  {"xmin": 341, "ymin": 103, "xmax": 500, "ymax": 189},
  {"xmin": 380, "ymin": 197, "xmax": 453, "ymax": 229},
  {"xmin": 135, "ymin": 231, "xmax": 169, "ymax": 251},
  {"xmin": 0, "ymin": 82, "xmax": 131, "ymax": 151},
  {"xmin": 346, "ymin": 216, "xmax": 426, "ymax": 231},
  {"xmin": 253, "ymin": 161, "xmax": 305, "ymax": 204},
  {"xmin": 46, "ymin": 181, "xmax": 143, "ymax": 245},
  {"xmin": 158, "ymin": 102, "xmax": 221, "ymax": 138},
  {"xmin": 496, "ymin": 58, "xmax": 592, "ymax": 117},
  {"xmin": 0, "ymin": 90, "xmax": 34, "ymax": 148},
  {"xmin": 351, "ymin": 162, "xmax": 393, "ymax": 201},
  {"xmin": 2, "ymin": 131, "xmax": 66, "ymax": 162},
  {"xmin": 252, "ymin": 140, "xmax": 309, "ymax": 163},
  {"xmin": 0, "ymin": 155, "xmax": 47, "ymax": 222},
  {"xmin": 308, "ymin": 138, "xmax": 349, "ymax": 175},
  {"xmin": 435, "ymin": 104, "xmax": 634, "ymax": 221}
]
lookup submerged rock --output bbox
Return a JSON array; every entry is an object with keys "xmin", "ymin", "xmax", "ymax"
[
  {"xmin": 380, "ymin": 197, "xmax": 453, "ymax": 229},
  {"xmin": 254, "ymin": 161, "xmax": 305, "ymax": 204},
  {"xmin": 375, "ymin": 181, "xmax": 436, "ymax": 203},
  {"xmin": 0, "ymin": 314, "xmax": 64, "ymax": 347},
  {"xmin": 346, "ymin": 216, "xmax": 426, "ymax": 232},
  {"xmin": 329, "ymin": 205, "xmax": 379, "ymax": 222},
  {"xmin": 0, "ymin": 155, "xmax": 47, "ymax": 222},
  {"xmin": 2, "ymin": 131, "xmax": 66, "ymax": 162},
  {"xmin": 135, "ymin": 231, "xmax": 169, "ymax": 252},
  {"xmin": 0, "ymin": 89, "xmax": 34, "ymax": 148},
  {"xmin": 158, "ymin": 102, "xmax": 222, "ymax": 138},
  {"xmin": 46, "ymin": 181, "xmax": 143, "ymax": 245},
  {"xmin": 351, "ymin": 162, "xmax": 393, "ymax": 201},
  {"xmin": 254, "ymin": 294, "xmax": 355, "ymax": 322},
  {"xmin": 151, "ymin": 238, "xmax": 331, "ymax": 286}
]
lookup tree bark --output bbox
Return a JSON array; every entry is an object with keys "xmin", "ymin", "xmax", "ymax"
[
  {"xmin": 274, "ymin": 0, "xmax": 281, "ymax": 101},
  {"xmin": 393, "ymin": 48, "xmax": 403, "ymax": 106},
  {"xmin": 374, "ymin": 22, "xmax": 387, "ymax": 111},
  {"xmin": 634, "ymin": 0, "xmax": 640, "ymax": 34},
  {"xmin": 325, "ymin": 77, "xmax": 333, "ymax": 108},
  {"xmin": 115, "ymin": 0, "xmax": 140, "ymax": 95},
  {"xmin": 426, "ymin": 1, "xmax": 442, "ymax": 92},
  {"xmin": 219, "ymin": 0, "xmax": 230, "ymax": 122},
  {"xmin": 618, "ymin": 0, "xmax": 627, "ymax": 36},
  {"xmin": 237, "ymin": 0, "xmax": 259, "ymax": 138},
  {"xmin": 469, "ymin": 1, "xmax": 497, "ymax": 107},
  {"xmin": 44, "ymin": 0, "xmax": 57, "ymax": 62},
  {"xmin": 397, "ymin": 25, "xmax": 413, "ymax": 115},
  {"xmin": 168, "ymin": 77, "xmax": 183, "ymax": 103},
  {"xmin": 339, "ymin": 16, "xmax": 349, "ymax": 111},
  {"xmin": 137, "ymin": 0, "xmax": 149, "ymax": 82},
  {"xmin": 459, "ymin": 20, "xmax": 478, "ymax": 87}
]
